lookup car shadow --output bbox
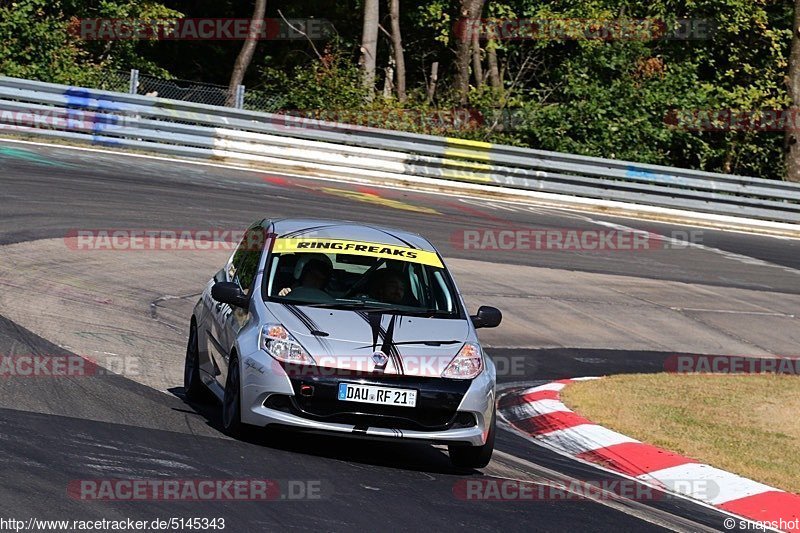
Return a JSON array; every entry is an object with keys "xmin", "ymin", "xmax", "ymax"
[{"xmin": 167, "ymin": 386, "xmax": 481, "ymax": 476}]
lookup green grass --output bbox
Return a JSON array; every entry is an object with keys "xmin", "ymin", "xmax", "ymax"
[{"xmin": 561, "ymin": 374, "xmax": 800, "ymax": 494}]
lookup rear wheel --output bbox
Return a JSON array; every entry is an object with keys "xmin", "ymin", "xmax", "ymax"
[
  {"xmin": 449, "ymin": 410, "xmax": 496, "ymax": 469},
  {"xmin": 184, "ymin": 322, "xmax": 210, "ymax": 402}
]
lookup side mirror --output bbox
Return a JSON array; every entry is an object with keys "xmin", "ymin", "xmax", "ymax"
[
  {"xmin": 211, "ymin": 281, "xmax": 250, "ymax": 309},
  {"xmin": 471, "ymin": 306, "xmax": 502, "ymax": 329}
]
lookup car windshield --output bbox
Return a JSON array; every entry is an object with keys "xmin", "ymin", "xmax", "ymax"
[{"xmin": 264, "ymin": 238, "xmax": 461, "ymax": 317}]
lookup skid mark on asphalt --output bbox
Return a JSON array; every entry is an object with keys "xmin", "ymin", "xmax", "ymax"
[
  {"xmin": 458, "ymin": 198, "xmax": 599, "ymax": 220},
  {"xmin": 263, "ymin": 175, "xmax": 440, "ymax": 214},
  {"xmin": 667, "ymin": 308, "xmax": 796, "ymax": 317},
  {"xmin": 319, "ymin": 187, "xmax": 439, "ymax": 214},
  {"xmin": 440, "ymin": 199, "xmax": 509, "ymax": 224},
  {"xmin": 149, "ymin": 293, "xmax": 202, "ymax": 332}
]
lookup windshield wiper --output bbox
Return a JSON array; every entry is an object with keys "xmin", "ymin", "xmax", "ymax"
[
  {"xmin": 368, "ymin": 308, "xmax": 455, "ymax": 317},
  {"xmin": 297, "ymin": 301, "xmax": 454, "ymax": 317},
  {"xmin": 390, "ymin": 339, "xmax": 461, "ymax": 346},
  {"xmin": 301, "ymin": 300, "xmax": 389, "ymax": 311}
]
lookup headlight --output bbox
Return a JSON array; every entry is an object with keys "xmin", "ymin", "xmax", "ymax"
[
  {"xmin": 261, "ymin": 324, "xmax": 315, "ymax": 365},
  {"xmin": 442, "ymin": 342, "xmax": 483, "ymax": 379}
]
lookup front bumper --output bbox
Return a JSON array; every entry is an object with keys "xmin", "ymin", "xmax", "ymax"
[
  {"xmin": 248, "ymin": 408, "xmax": 488, "ymax": 446},
  {"xmin": 240, "ymin": 361, "xmax": 496, "ymax": 446}
]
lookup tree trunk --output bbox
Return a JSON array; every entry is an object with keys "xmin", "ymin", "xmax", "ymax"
[
  {"xmin": 472, "ymin": 26, "xmax": 483, "ymax": 87},
  {"xmin": 454, "ymin": 0, "xmax": 485, "ymax": 104},
  {"xmin": 786, "ymin": 0, "xmax": 800, "ymax": 181},
  {"xmin": 453, "ymin": 0, "xmax": 473, "ymax": 104},
  {"xmin": 486, "ymin": 37, "xmax": 502, "ymax": 91},
  {"xmin": 427, "ymin": 61, "xmax": 439, "ymax": 103},
  {"xmin": 383, "ymin": 65, "xmax": 395, "ymax": 99},
  {"xmin": 226, "ymin": 0, "xmax": 267, "ymax": 107},
  {"xmin": 360, "ymin": 0, "xmax": 380, "ymax": 99},
  {"xmin": 389, "ymin": 0, "xmax": 406, "ymax": 102}
]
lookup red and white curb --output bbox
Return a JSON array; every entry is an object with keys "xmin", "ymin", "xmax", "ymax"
[{"xmin": 497, "ymin": 378, "xmax": 800, "ymax": 532}]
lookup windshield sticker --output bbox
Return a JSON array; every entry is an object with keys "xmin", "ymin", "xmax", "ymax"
[{"xmin": 273, "ymin": 238, "xmax": 443, "ymax": 268}]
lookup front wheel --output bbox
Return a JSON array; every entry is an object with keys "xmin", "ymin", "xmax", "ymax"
[
  {"xmin": 449, "ymin": 411, "xmax": 496, "ymax": 469},
  {"xmin": 184, "ymin": 322, "xmax": 210, "ymax": 402},
  {"xmin": 222, "ymin": 354, "xmax": 247, "ymax": 438}
]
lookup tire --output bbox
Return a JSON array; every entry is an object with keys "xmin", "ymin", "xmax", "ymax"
[
  {"xmin": 184, "ymin": 322, "xmax": 210, "ymax": 402},
  {"xmin": 449, "ymin": 410, "xmax": 496, "ymax": 469},
  {"xmin": 222, "ymin": 354, "xmax": 245, "ymax": 438}
]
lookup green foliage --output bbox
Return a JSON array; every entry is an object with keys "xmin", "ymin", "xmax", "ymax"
[
  {"xmin": 0, "ymin": 0, "xmax": 102, "ymax": 84},
  {"xmin": 85, "ymin": 0, "xmax": 184, "ymax": 76},
  {"xmin": 515, "ymin": 44, "xmax": 711, "ymax": 164},
  {"xmin": 260, "ymin": 41, "xmax": 368, "ymax": 111},
  {"xmin": 464, "ymin": 0, "xmax": 794, "ymax": 179},
  {"xmin": 0, "ymin": 0, "xmax": 182, "ymax": 83},
  {"xmin": 0, "ymin": 0, "xmax": 795, "ymax": 179},
  {"xmin": 416, "ymin": 1, "xmax": 454, "ymax": 45}
]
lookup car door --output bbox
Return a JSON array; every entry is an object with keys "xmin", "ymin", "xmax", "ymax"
[
  {"xmin": 195, "ymin": 271, "xmax": 222, "ymax": 381},
  {"xmin": 207, "ymin": 225, "xmax": 268, "ymax": 388}
]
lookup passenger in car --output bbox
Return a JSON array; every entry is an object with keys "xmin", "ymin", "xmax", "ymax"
[{"xmin": 278, "ymin": 258, "xmax": 332, "ymax": 298}]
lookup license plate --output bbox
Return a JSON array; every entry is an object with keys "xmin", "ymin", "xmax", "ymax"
[{"xmin": 337, "ymin": 383, "xmax": 417, "ymax": 407}]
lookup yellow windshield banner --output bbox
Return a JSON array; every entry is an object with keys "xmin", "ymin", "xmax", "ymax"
[{"xmin": 272, "ymin": 238, "xmax": 443, "ymax": 268}]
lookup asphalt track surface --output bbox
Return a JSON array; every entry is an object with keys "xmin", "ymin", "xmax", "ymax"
[{"xmin": 1, "ymin": 140, "xmax": 798, "ymax": 532}]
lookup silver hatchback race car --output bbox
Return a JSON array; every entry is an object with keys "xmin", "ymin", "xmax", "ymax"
[{"xmin": 185, "ymin": 219, "xmax": 502, "ymax": 467}]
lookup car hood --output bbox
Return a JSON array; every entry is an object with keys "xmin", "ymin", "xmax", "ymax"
[{"xmin": 266, "ymin": 302, "xmax": 471, "ymax": 378}]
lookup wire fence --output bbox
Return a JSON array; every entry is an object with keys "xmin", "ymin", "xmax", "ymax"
[
  {"xmin": 87, "ymin": 69, "xmax": 284, "ymax": 112},
  {"xmin": 92, "ymin": 71, "xmax": 131, "ymax": 94},
  {"xmin": 137, "ymin": 73, "xmax": 231, "ymax": 106}
]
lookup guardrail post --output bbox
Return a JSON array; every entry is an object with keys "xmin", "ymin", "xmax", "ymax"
[
  {"xmin": 235, "ymin": 84, "xmax": 245, "ymax": 109},
  {"xmin": 129, "ymin": 69, "xmax": 139, "ymax": 95}
]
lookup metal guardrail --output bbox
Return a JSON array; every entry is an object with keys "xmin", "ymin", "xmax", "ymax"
[{"xmin": 1, "ymin": 75, "xmax": 800, "ymax": 224}]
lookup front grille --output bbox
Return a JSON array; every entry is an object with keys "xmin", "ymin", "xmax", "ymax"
[{"xmin": 277, "ymin": 374, "xmax": 474, "ymax": 432}]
